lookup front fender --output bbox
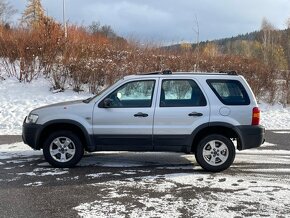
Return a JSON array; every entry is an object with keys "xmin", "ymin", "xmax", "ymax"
[{"xmin": 35, "ymin": 119, "xmax": 95, "ymax": 151}]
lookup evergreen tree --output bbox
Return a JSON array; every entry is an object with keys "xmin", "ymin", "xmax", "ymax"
[{"xmin": 21, "ymin": 0, "xmax": 45, "ymax": 26}]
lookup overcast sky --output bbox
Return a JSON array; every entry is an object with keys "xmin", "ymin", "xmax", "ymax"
[{"xmin": 10, "ymin": 0, "xmax": 290, "ymax": 43}]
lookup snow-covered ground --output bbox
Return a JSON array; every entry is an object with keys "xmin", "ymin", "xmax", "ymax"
[
  {"xmin": 259, "ymin": 102, "xmax": 290, "ymax": 130},
  {"xmin": 0, "ymin": 77, "xmax": 290, "ymax": 135},
  {"xmin": 0, "ymin": 78, "xmax": 92, "ymax": 135}
]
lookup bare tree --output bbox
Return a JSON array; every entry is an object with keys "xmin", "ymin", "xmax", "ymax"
[
  {"xmin": 100, "ymin": 25, "xmax": 117, "ymax": 38},
  {"xmin": 283, "ymin": 19, "xmax": 290, "ymax": 105},
  {"xmin": 88, "ymin": 21, "xmax": 101, "ymax": 34},
  {"xmin": 0, "ymin": 0, "xmax": 17, "ymax": 25},
  {"xmin": 260, "ymin": 18, "xmax": 275, "ymax": 63},
  {"xmin": 193, "ymin": 15, "xmax": 200, "ymax": 71}
]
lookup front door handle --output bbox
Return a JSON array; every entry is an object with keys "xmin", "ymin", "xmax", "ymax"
[
  {"xmin": 134, "ymin": 112, "xmax": 148, "ymax": 117},
  {"xmin": 188, "ymin": 112, "xmax": 203, "ymax": 117}
]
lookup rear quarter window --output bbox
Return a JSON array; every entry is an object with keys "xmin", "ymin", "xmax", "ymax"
[{"xmin": 207, "ymin": 79, "xmax": 250, "ymax": 105}]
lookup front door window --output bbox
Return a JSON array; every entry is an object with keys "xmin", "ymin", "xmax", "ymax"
[{"xmin": 106, "ymin": 80, "xmax": 155, "ymax": 108}]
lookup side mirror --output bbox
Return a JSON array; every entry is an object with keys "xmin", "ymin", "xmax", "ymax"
[{"xmin": 103, "ymin": 98, "xmax": 113, "ymax": 108}]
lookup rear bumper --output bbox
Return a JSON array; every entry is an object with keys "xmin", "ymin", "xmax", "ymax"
[
  {"xmin": 22, "ymin": 117, "xmax": 42, "ymax": 150},
  {"xmin": 236, "ymin": 125, "xmax": 265, "ymax": 150}
]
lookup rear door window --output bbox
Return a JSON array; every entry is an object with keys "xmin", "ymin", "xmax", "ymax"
[
  {"xmin": 207, "ymin": 79, "xmax": 250, "ymax": 105},
  {"xmin": 160, "ymin": 79, "xmax": 207, "ymax": 107}
]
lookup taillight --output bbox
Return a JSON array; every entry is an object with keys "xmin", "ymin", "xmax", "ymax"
[{"xmin": 252, "ymin": 107, "xmax": 260, "ymax": 125}]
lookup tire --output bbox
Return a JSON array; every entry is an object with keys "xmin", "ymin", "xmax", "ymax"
[
  {"xmin": 43, "ymin": 131, "xmax": 84, "ymax": 168},
  {"xmin": 195, "ymin": 134, "xmax": 235, "ymax": 172}
]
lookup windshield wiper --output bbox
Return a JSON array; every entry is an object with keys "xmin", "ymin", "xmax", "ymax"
[{"xmin": 82, "ymin": 97, "xmax": 92, "ymax": 103}]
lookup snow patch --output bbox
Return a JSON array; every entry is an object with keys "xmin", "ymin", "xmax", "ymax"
[
  {"xmin": 6, "ymin": 158, "xmax": 40, "ymax": 164},
  {"xmin": 75, "ymin": 172, "xmax": 290, "ymax": 217},
  {"xmin": 0, "ymin": 142, "xmax": 41, "ymax": 159},
  {"xmin": 24, "ymin": 181, "xmax": 43, "ymax": 187},
  {"xmin": 86, "ymin": 172, "xmax": 112, "ymax": 178},
  {"xmin": 40, "ymin": 171, "xmax": 68, "ymax": 176},
  {"xmin": 272, "ymin": 131, "xmax": 290, "ymax": 134},
  {"xmin": 120, "ymin": 170, "xmax": 137, "ymax": 175},
  {"xmin": 17, "ymin": 168, "xmax": 68, "ymax": 177},
  {"xmin": 56, "ymin": 176, "xmax": 79, "ymax": 181}
]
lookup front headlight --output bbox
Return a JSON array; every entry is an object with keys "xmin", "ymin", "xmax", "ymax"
[{"xmin": 25, "ymin": 114, "xmax": 39, "ymax": 124}]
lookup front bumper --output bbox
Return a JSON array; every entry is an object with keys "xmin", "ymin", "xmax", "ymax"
[
  {"xmin": 235, "ymin": 125, "xmax": 265, "ymax": 150},
  {"xmin": 22, "ymin": 117, "xmax": 42, "ymax": 150}
]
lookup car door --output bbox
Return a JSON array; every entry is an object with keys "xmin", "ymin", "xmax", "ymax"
[
  {"xmin": 92, "ymin": 78, "xmax": 158, "ymax": 151},
  {"xmin": 153, "ymin": 77, "xmax": 210, "ymax": 151}
]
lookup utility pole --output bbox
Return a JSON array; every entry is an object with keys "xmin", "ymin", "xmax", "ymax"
[
  {"xmin": 193, "ymin": 15, "xmax": 200, "ymax": 72},
  {"xmin": 63, "ymin": 0, "xmax": 67, "ymax": 38}
]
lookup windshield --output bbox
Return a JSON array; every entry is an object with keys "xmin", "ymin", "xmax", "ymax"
[
  {"xmin": 82, "ymin": 85, "xmax": 112, "ymax": 103},
  {"xmin": 83, "ymin": 78, "xmax": 125, "ymax": 103},
  {"xmin": 83, "ymin": 86, "xmax": 110, "ymax": 103}
]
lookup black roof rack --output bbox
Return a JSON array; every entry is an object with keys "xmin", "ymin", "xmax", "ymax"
[
  {"xmin": 137, "ymin": 70, "xmax": 238, "ymax": 76},
  {"xmin": 139, "ymin": 72, "xmax": 160, "ymax": 75},
  {"xmin": 138, "ymin": 70, "xmax": 172, "ymax": 75},
  {"xmin": 162, "ymin": 70, "xmax": 172, "ymax": 75},
  {"xmin": 219, "ymin": 70, "xmax": 238, "ymax": 75}
]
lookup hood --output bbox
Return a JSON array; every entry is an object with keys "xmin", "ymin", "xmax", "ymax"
[{"xmin": 32, "ymin": 100, "xmax": 85, "ymax": 113}]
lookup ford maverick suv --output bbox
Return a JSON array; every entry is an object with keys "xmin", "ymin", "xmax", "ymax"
[{"xmin": 22, "ymin": 71, "xmax": 265, "ymax": 172}]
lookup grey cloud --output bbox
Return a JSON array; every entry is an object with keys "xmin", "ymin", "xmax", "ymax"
[{"xmin": 9, "ymin": 0, "xmax": 290, "ymax": 43}]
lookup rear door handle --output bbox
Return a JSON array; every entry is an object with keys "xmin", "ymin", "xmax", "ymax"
[
  {"xmin": 188, "ymin": 112, "xmax": 203, "ymax": 117},
  {"xmin": 134, "ymin": 112, "xmax": 148, "ymax": 117}
]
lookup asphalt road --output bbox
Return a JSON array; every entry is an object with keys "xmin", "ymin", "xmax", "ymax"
[
  {"xmin": 0, "ymin": 130, "xmax": 289, "ymax": 217},
  {"xmin": 0, "ymin": 135, "xmax": 22, "ymax": 145}
]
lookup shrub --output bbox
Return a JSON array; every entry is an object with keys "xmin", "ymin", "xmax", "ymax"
[{"xmin": 0, "ymin": 22, "xmax": 281, "ymax": 103}]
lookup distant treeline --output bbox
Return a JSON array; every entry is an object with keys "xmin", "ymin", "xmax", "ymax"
[{"xmin": 167, "ymin": 18, "xmax": 290, "ymax": 104}]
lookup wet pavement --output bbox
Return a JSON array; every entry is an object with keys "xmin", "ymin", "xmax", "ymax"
[{"xmin": 0, "ymin": 130, "xmax": 289, "ymax": 217}]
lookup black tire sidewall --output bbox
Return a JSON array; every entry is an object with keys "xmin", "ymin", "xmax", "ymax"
[
  {"xmin": 195, "ymin": 134, "xmax": 236, "ymax": 172},
  {"xmin": 43, "ymin": 131, "xmax": 84, "ymax": 168}
]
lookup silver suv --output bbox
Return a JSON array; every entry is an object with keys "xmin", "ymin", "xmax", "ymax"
[{"xmin": 22, "ymin": 71, "xmax": 265, "ymax": 172}]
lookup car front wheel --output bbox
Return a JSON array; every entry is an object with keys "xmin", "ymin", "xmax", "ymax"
[
  {"xmin": 195, "ymin": 134, "xmax": 236, "ymax": 172},
  {"xmin": 43, "ymin": 131, "xmax": 84, "ymax": 168}
]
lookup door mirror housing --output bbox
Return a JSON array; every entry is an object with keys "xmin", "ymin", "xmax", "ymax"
[{"xmin": 103, "ymin": 98, "xmax": 113, "ymax": 108}]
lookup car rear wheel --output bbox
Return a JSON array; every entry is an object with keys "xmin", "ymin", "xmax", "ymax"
[
  {"xmin": 43, "ymin": 131, "xmax": 84, "ymax": 168},
  {"xmin": 195, "ymin": 134, "xmax": 235, "ymax": 172}
]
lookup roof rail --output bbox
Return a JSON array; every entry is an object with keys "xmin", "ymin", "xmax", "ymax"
[
  {"xmin": 138, "ymin": 70, "xmax": 172, "ymax": 75},
  {"xmin": 161, "ymin": 70, "xmax": 172, "ymax": 75},
  {"xmin": 219, "ymin": 70, "xmax": 238, "ymax": 75}
]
